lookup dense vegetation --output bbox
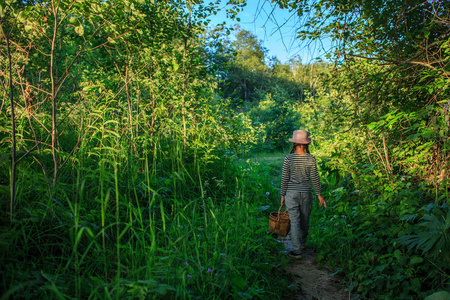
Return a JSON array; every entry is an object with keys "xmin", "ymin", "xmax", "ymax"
[
  {"xmin": 287, "ymin": 0, "xmax": 450, "ymax": 298},
  {"xmin": 1, "ymin": 0, "xmax": 449, "ymax": 299}
]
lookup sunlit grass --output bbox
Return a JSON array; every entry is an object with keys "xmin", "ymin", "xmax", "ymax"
[{"xmin": 0, "ymin": 137, "xmax": 292, "ymax": 299}]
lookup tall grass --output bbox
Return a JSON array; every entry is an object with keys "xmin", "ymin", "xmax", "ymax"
[{"xmin": 0, "ymin": 104, "xmax": 292, "ymax": 299}]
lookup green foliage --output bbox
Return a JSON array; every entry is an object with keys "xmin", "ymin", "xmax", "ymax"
[
  {"xmin": 269, "ymin": 2, "xmax": 450, "ymax": 296},
  {"xmin": 0, "ymin": 1, "xmax": 302, "ymax": 298},
  {"xmin": 233, "ymin": 0, "xmax": 450, "ymax": 298},
  {"xmin": 248, "ymin": 91, "xmax": 299, "ymax": 151},
  {"xmin": 204, "ymin": 26, "xmax": 330, "ymax": 153},
  {"xmin": 309, "ymin": 168, "xmax": 450, "ymax": 299},
  {"xmin": 204, "ymin": 25, "xmax": 324, "ymax": 105},
  {"xmin": 2, "ymin": 0, "xmax": 449, "ymax": 299},
  {"xmin": 398, "ymin": 204, "xmax": 450, "ymax": 265}
]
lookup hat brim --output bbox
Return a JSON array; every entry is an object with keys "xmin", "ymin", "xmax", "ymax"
[{"xmin": 289, "ymin": 138, "xmax": 312, "ymax": 144}]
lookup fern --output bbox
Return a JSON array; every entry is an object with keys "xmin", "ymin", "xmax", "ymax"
[{"xmin": 398, "ymin": 206, "xmax": 450, "ymax": 264}]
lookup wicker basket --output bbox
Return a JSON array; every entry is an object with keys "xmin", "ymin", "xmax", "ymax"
[{"xmin": 268, "ymin": 206, "xmax": 291, "ymax": 237}]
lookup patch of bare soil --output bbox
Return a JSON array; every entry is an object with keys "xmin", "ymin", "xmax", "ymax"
[{"xmin": 279, "ymin": 236, "xmax": 349, "ymax": 300}]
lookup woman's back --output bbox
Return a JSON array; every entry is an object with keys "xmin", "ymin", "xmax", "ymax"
[{"xmin": 280, "ymin": 153, "xmax": 321, "ymax": 196}]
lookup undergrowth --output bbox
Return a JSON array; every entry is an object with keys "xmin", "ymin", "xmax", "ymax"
[
  {"xmin": 0, "ymin": 147, "xmax": 293, "ymax": 299},
  {"xmin": 309, "ymin": 158, "xmax": 450, "ymax": 299}
]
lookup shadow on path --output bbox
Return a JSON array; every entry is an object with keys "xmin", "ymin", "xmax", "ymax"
[{"xmin": 279, "ymin": 236, "xmax": 350, "ymax": 300}]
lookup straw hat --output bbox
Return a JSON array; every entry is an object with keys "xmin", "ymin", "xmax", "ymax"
[{"xmin": 289, "ymin": 130, "xmax": 312, "ymax": 144}]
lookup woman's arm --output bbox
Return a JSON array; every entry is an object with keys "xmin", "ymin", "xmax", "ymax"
[
  {"xmin": 280, "ymin": 156, "xmax": 290, "ymax": 199},
  {"xmin": 310, "ymin": 156, "xmax": 322, "ymax": 196},
  {"xmin": 318, "ymin": 194, "xmax": 327, "ymax": 208}
]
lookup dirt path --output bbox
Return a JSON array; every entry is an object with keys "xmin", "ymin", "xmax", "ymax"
[
  {"xmin": 279, "ymin": 236, "xmax": 349, "ymax": 300},
  {"xmin": 253, "ymin": 153, "xmax": 350, "ymax": 299}
]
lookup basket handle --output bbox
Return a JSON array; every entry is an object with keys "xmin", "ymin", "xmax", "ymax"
[{"xmin": 277, "ymin": 206, "xmax": 288, "ymax": 221}]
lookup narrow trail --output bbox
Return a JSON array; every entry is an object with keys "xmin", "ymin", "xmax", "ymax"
[
  {"xmin": 253, "ymin": 154, "xmax": 350, "ymax": 299},
  {"xmin": 279, "ymin": 237, "xmax": 349, "ymax": 300}
]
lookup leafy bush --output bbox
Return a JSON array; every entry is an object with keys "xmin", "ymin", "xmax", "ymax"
[
  {"xmin": 248, "ymin": 91, "xmax": 300, "ymax": 152},
  {"xmin": 309, "ymin": 158, "xmax": 450, "ymax": 299}
]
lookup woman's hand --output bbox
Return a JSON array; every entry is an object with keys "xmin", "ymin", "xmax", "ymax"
[
  {"xmin": 318, "ymin": 194, "xmax": 327, "ymax": 208},
  {"xmin": 281, "ymin": 195, "xmax": 285, "ymax": 206}
]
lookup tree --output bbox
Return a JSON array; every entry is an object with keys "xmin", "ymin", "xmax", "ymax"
[
  {"xmin": 274, "ymin": 0, "xmax": 449, "ymax": 190},
  {"xmin": 220, "ymin": 26, "xmax": 269, "ymax": 104},
  {"xmin": 0, "ymin": 0, "xmax": 219, "ymax": 220}
]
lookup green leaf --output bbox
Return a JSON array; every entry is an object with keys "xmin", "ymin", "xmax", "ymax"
[
  {"xmin": 237, "ymin": 292, "xmax": 253, "ymax": 299},
  {"xmin": 18, "ymin": 11, "xmax": 27, "ymax": 22},
  {"xmin": 172, "ymin": 61, "xmax": 179, "ymax": 72},
  {"xmin": 0, "ymin": 6, "xmax": 4, "ymax": 18},
  {"xmin": 409, "ymin": 256, "xmax": 423, "ymax": 265},
  {"xmin": 424, "ymin": 291, "xmax": 450, "ymax": 300},
  {"xmin": 231, "ymin": 276, "xmax": 246, "ymax": 291},
  {"xmin": 411, "ymin": 278, "xmax": 421, "ymax": 293},
  {"xmin": 367, "ymin": 122, "xmax": 378, "ymax": 130},
  {"xmin": 24, "ymin": 24, "xmax": 33, "ymax": 32},
  {"xmin": 75, "ymin": 25, "xmax": 84, "ymax": 36},
  {"xmin": 407, "ymin": 133, "xmax": 421, "ymax": 140},
  {"xmin": 154, "ymin": 284, "xmax": 176, "ymax": 295}
]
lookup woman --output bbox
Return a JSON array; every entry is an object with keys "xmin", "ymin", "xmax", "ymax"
[{"xmin": 280, "ymin": 130, "xmax": 327, "ymax": 258}]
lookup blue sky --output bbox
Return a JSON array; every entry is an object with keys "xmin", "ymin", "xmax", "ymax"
[{"xmin": 206, "ymin": 1, "xmax": 333, "ymax": 64}]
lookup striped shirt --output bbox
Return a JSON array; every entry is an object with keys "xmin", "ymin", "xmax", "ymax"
[{"xmin": 280, "ymin": 153, "xmax": 322, "ymax": 196}]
